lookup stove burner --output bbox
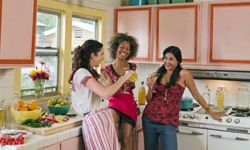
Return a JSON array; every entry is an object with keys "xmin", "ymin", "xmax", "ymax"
[
  {"xmin": 180, "ymin": 108, "xmax": 194, "ymax": 111},
  {"xmin": 232, "ymin": 107, "xmax": 249, "ymax": 112},
  {"xmin": 193, "ymin": 103, "xmax": 199, "ymax": 108},
  {"xmin": 230, "ymin": 107, "xmax": 250, "ymax": 117}
]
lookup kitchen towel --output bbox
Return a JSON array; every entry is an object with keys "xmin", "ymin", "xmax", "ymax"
[{"xmin": 82, "ymin": 107, "xmax": 120, "ymax": 150}]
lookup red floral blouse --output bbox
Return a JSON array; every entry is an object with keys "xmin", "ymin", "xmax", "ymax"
[
  {"xmin": 101, "ymin": 63, "xmax": 137, "ymax": 94},
  {"xmin": 143, "ymin": 83, "xmax": 185, "ymax": 128}
]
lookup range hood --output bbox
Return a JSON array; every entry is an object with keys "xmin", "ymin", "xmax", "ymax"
[{"xmin": 190, "ymin": 70, "xmax": 250, "ymax": 81}]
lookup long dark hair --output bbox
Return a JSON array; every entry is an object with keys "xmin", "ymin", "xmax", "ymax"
[
  {"xmin": 156, "ymin": 46, "xmax": 182, "ymax": 88},
  {"xmin": 69, "ymin": 40, "xmax": 103, "ymax": 83}
]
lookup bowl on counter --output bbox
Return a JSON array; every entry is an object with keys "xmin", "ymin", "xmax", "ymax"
[
  {"xmin": 11, "ymin": 107, "xmax": 43, "ymax": 124},
  {"xmin": 47, "ymin": 105, "xmax": 70, "ymax": 115}
]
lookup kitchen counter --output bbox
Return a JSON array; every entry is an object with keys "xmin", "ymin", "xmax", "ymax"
[{"xmin": 0, "ymin": 126, "xmax": 82, "ymax": 150}]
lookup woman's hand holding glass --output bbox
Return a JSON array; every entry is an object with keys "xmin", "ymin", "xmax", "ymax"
[
  {"xmin": 121, "ymin": 70, "xmax": 136, "ymax": 94},
  {"xmin": 146, "ymin": 74, "xmax": 157, "ymax": 92},
  {"xmin": 123, "ymin": 70, "xmax": 136, "ymax": 81}
]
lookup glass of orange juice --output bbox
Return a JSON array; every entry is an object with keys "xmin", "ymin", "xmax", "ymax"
[{"xmin": 129, "ymin": 73, "xmax": 138, "ymax": 82}]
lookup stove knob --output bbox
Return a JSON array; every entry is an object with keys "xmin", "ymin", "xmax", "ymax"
[
  {"xmin": 226, "ymin": 118, "xmax": 232, "ymax": 123},
  {"xmin": 179, "ymin": 113, "xmax": 182, "ymax": 118},
  {"xmin": 234, "ymin": 118, "xmax": 240, "ymax": 124},
  {"xmin": 189, "ymin": 114, "xmax": 195, "ymax": 119},
  {"xmin": 183, "ymin": 113, "xmax": 188, "ymax": 118}
]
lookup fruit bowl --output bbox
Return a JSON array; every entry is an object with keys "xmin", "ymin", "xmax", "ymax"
[
  {"xmin": 47, "ymin": 105, "xmax": 70, "ymax": 115},
  {"xmin": 11, "ymin": 106, "xmax": 42, "ymax": 124}
]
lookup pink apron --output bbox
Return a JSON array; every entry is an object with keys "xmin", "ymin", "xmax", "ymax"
[{"xmin": 108, "ymin": 93, "xmax": 137, "ymax": 124}]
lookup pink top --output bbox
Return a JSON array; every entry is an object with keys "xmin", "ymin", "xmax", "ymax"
[{"xmin": 101, "ymin": 63, "xmax": 137, "ymax": 124}]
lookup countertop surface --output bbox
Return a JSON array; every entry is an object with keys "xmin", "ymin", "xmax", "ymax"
[{"xmin": 0, "ymin": 126, "xmax": 82, "ymax": 150}]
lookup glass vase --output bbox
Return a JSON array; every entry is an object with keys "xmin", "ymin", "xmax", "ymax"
[{"xmin": 34, "ymin": 79, "xmax": 45, "ymax": 98}]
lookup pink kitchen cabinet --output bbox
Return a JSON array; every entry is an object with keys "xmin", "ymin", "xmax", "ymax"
[
  {"xmin": 60, "ymin": 136, "xmax": 84, "ymax": 150},
  {"xmin": 39, "ymin": 143, "xmax": 60, "ymax": 150},
  {"xmin": 0, "ymin": 0, "xmax": 37, "ymax": 67},
  {"xmin": 115, "ymin": 1, "xmax": 250, "ymax": 71},
  {"xmin": 39, "ymin": 136, "xmax": 84, "ymax": 150},
  {"xmin": 208, "ymin": 1, "xmax": 250, "ymax": 64},
  {"xmin": 155, "ymin": 3, "xmax": 200, "ymax": 63},
  {"xmin": 115, "ymin": 3, "xmax": 200, "ymax": 64},
  {"xmin": 115, "ymin": 6, "xmax": 152, "ymax": 62}
]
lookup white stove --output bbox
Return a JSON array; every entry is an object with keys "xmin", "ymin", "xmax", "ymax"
[{"xmin": 179, "ymin": 105, "xmax": 250, "ymax": 131}]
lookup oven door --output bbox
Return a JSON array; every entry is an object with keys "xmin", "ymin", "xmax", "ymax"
[
  {"xmin": 177, "ymin": 126, "xmax": 207, "ymax": 150},
  {"xmin": 208, "ymin": 129, "xmax": 250, "ymax": 150}
]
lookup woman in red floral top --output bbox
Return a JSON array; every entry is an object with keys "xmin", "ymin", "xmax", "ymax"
[
  {"xmin": 101, "ymin": 33, "xmax": 138, "ymax": 150},
  {"xmin": 142, "ymin": 46, "xmax": 223, "ymax": 150}
]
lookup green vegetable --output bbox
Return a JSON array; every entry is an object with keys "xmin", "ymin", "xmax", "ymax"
[{"xmin": 22, "ymin": 119, "xmax": 51, "ymax": 128}]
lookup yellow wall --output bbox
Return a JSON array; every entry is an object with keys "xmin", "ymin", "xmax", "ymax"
[{"xmin": 15, "ymin": 0, "xmax": 106, "ymax": 97}]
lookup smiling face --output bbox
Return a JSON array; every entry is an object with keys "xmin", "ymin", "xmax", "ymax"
[
  {"xmin": 90, "ymin": 48, "xmax": 104, "ymax": 67},
  {"xmin": 163, "ymin": 52, "xmax": 179, "ymax": 71},
  {"xmin": 116, "ymin": 41, "xmax": 130, "ymax": 60}
]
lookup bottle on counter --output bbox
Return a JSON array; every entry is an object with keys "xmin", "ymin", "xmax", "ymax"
[
  {"xmin": 138, "ymin": 81, "xmax": 146, "ymax": 105},
  {"xmin": 202, "ymin": 84, "xmax": 211, "ymax": 106},
  {"xmin": 216, "ymin": 86, "xmax": 227, "ymax": 112}
]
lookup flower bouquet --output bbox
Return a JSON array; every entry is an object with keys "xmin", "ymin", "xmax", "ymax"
[{"xmin": 29, "ymin": 61, "xmax": 49, "ymax": 97}]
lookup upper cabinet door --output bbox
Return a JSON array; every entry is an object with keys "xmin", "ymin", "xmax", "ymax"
[
  {"xmin": 115, "ymin": 7, "xmax": 152, "ymax": 61},
  {"xmin": 209, "ymin": 2, "xmax": 250, "ymax": 64},
  {"xmin": 155, "ymin": 4, "xmax": 199, "ymax": 63},
  {"xmin": 0, "ymin": 0, "xmax": 37, "ymax": 66}
]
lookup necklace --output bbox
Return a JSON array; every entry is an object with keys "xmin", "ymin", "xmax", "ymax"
[{"xmin": 163, "ymin": 89, "xmax": 168, "ymax": 101}]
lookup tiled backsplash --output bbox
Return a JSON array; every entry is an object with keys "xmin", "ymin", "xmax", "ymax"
[
  {"xmin": 185, "ymin": 79, "xmax": 250, "ymax": 107},
  {"xmin": 0, "ymin": 69, "xmax": 15, "ymax": 104}
]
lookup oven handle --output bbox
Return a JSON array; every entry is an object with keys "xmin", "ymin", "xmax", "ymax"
[
  {"xmin": 210, "ymin": 134, "xmax": 249, "ymax": 141},
  {"xmin": 177, "ymin": 129, "xmax": 204, "ymax": 136}
]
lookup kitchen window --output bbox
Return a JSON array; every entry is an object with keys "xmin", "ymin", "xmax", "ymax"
[
  {"xmin": 20, "ymin": 10, "xmax": 60, "ymax": 97},
  {"xmin": 71, "ymin": 16, "xmax": 97, "ymax": 53}
]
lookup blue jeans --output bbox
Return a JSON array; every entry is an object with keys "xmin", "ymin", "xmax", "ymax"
[{"xmin": 142, "ymin": 116, "xmax": 177, "ymax": 150}]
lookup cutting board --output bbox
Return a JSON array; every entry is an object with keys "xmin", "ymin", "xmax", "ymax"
[{"xmin": 19, "ymin": 117, "xmax": 82, "ymax": 135}]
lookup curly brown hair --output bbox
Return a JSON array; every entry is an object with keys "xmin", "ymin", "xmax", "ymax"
[{"xmin": 109, "ymin": 33, "xmax": 138, "ymax": 60}]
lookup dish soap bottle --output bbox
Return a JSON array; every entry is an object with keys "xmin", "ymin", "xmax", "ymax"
[{"xmin": 138, "ymin": 81, "xmax": 146, "ymax": 105}]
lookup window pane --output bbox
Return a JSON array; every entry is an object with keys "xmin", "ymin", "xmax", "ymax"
[
  {"xmin": 71, "ymin": 17, "xmax": 96, "ymax": 51},
  {"xmin": 36, "ymin": 12, "xmax": 59, "ymax": 48},
  {"xmin": 21, "ymin": 10, "xmax": 59, "ymax": 97}
]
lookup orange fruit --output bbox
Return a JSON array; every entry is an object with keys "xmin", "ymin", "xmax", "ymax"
[
  {"xmin": 20, "ymin": 106, "xmax": 28, "ymax": 111},
  {"xmin": 18, "ymin": 100, "xmax": 25, "ymax": 109},
  {"xmin": 27, "ymin": 100, "xmax": 38, "ymax": 111}
]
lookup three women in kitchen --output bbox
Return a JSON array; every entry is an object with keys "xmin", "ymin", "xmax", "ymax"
[
  {"xmin": 143, "ymin": 46, "xmax": 223, "ymax": 150},
  {"xmin": 69, "ymin": 39, "xmax": 135, "ymax": 150},
  {"xmin": 101, "ymin": 33, "xmax": 138, "ymax": 150}
]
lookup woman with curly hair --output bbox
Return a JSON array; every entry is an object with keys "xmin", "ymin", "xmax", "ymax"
[
  {"xmin": 69, "ymin": 40, "xmax": 135, "ymax": 150},
  {"xmin": 101, "ymin": 33, "xmax": 138, "ymax": 150}
]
